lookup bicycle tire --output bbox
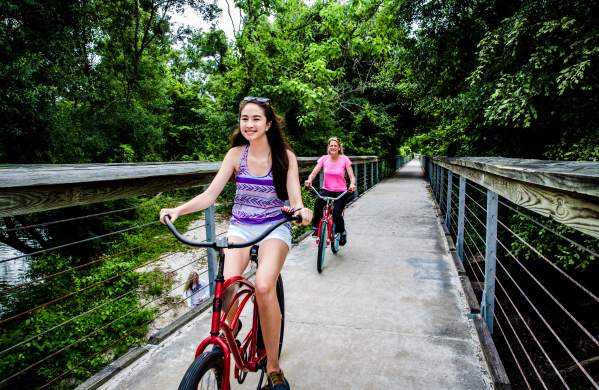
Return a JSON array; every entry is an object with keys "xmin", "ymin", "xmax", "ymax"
[
  {"xmin": 256, "ymin": 274, "xmax": 285, "ymax": 358},
  {"xmin": 317, "ymin": 223, "xmax": 328, "ymax": 273},
  {"xmin": 331, "ymin": 224, "xmax": 340, "ymax": 254},
  {"xmin": 178, "ymin": 351, "xmax": 224, "ymax": 390}
]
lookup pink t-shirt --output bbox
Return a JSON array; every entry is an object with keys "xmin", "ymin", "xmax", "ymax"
[{"xmin": 317, "ymin": 155, "xmax": 352, "ymax": 192}]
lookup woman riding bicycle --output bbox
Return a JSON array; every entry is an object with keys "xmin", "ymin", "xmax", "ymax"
[
  {"xmin": 304, "ymin": 137, "xmax": 356, "ymax": 246},
  {"xmin": 159, "ymin": 96, "xmax": 312, "ymax": 390}
]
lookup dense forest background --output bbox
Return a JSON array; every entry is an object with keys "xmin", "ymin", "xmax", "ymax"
[
  {"xmin": 1, "ymin": 0, "xmax": 598, "ymax": 388},
  {"xmin": 2, "ymin": 0, "xmax": 597, "ymax": 164}
]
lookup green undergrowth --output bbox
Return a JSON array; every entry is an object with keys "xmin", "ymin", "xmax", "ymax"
[{"xmin": 0, "ymin": 191, "xmax": 207, "ymax": 389}]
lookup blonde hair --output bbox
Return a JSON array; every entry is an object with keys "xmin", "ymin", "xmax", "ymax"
[
  {"xmin": 184, "ymin": 271, "xmax": 199, "ymax": 291},
  {"xmin": 327, "ymin": 137, "xmax": 344, "ymax": 155}
]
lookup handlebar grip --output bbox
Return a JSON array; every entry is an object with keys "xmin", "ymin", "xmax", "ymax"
[
  {"xmin": 282, "ymin": 208, "xmax": 302, "ymax": 223},
  {"xmin": 163, "ymin": 215, "xmax": 216, "ymax": 248}
]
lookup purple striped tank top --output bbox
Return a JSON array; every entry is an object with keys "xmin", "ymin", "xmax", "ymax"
[{"xmin": 231, "ymin": 145, "xmax": 287, "ymax": 225}]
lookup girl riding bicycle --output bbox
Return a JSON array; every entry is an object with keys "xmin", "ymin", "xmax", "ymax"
[
  {"xmin": 304, "ymin": 137, "xmax": 356, "ymax": 246},
  {"xmin": 159, "ymin": 96, "xmax": 312, "ymax": 390}
]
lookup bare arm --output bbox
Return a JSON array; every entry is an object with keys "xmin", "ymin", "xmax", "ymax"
[
  {"xmin": 287, "ymin": 150, "xmax": 313, "ymax": 225},
  {"xmin": 159, "ymin": 147, "xmax": 239, "ymax": 223},
  {"xmin": 347, "ymin": 163, "xmax": 356, "ymax": 192},
  {"xmin": 303, "ymin": 163, "xmax": 322, "ymax": 187}
]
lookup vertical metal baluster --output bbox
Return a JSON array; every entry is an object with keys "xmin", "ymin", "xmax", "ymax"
[
  {"xmin": 482, "ymin": 190, "xmax": 498, "ymax": 334},
  {"xmin": 456, "ymin": 176, "xmax": 466, "ymax": 261},
  {"xmin": 205, "ymin": 205, "xmax": 217, "ymax": 296},
  {"xmin": 445, "ymin": 171, "xmax": 453, "ymax": 231},
  {"xmin": 354, "ymin": 163, "xmax": 360, "ymax": 199}
]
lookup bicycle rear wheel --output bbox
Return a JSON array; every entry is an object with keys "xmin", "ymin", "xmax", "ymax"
[
  {"xmin": 317, "ymin": 223, "xmax": 328, "ymax": 273},
  {"xmin": 178, "ymin": 351, "xmax": 223, "ymax": 390},
  {"xmin": 256, "ymin": 274, "xmax": 285, "ymax": 358},
  {"xmin": 331, "ymin": 224, "xmax": 340, "ymax": 254}
]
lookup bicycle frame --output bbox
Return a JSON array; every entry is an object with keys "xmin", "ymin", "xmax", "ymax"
[
  {"xmin": 309, "ymin": 186, "xmax": 347, "ymax": 247},
  {"xmin": 164, "ymin": 212, "xmax": 298, "ymax": 390},
  {"xmin": 316, "ymin": 200, "xmax": 335, "ymax": 246},
  {"xmin": 193, "ymin": 258, "xmax": 265, "ymax": 377}
]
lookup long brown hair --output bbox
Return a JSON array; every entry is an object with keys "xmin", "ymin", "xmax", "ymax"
[
  {"xmin": 184, "ymin": 271, "xmax": 199, "ymax": 291},
  {"xmin": 230, "ymin": 99, "xmax": 292, "ymax": 200}
]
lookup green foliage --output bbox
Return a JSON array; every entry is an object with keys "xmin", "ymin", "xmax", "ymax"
[
  {"xmin": 508, "ymin": 213, "xmax": 597, "ymax": 271},
  {"xmin": 0, "ymin": 192, "xmax": 201, "ymax": 387},
  {"xmin": 399, "ymin": 0, "xmax": 599, "ymax": 159},
  {"xmin": 1, "ymin": 0, "xmax": 597, "ymax": 385}
]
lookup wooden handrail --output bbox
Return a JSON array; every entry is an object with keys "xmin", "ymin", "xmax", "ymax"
[
  {"xmin": 0, "ymin": 156, "xmax": 379, "ymax": 217},
  {"xmin": 432, "ymin": 157, "xmax": 599, "ymax": 239}
]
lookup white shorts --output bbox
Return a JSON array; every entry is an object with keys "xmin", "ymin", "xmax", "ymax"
[{"xmin": 227, "ymin": 222, "xmax": 292, "ymax": 250}]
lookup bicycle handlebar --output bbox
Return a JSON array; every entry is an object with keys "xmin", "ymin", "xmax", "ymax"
[
  {"xmin": 164, "ymin": 209, "xmax": 302, "ymax": 249},
  {"xmin": 307, "ymin": 185, "xmax": 348, "ymax": 201}
]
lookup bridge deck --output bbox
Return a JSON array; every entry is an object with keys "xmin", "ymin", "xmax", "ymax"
[{"xmin": 98, "ymin": 160, "xmax": 491, "ymax": 390}]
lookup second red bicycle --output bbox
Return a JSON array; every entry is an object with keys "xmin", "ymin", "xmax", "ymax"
[{"xmin": 308, "ymin": 185, "xmax": 348, "ymax": 273}]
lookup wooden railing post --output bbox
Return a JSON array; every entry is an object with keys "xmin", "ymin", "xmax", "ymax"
[
  {"xmin": 364, "ymin": 162, "xmax": 368, "ymax": 191},
  {"xmin": 456, "ymin": 176, "xmax": 466, "ymax": 261},
  {"xmin": 445, "ymin": 171, "xmax": 453, "ymax": 231},
  {"xmin": 482, "ymin": 190, "xmax": 498, "ymax": 334},
  {"xmin": 205, "ymin": 205, "xmax": 217, "ymax": 296}
]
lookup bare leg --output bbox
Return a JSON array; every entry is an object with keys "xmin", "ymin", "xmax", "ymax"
[
  {"xmin": 222, "ymin": 236, "xmax": 250, "ymax": 323},
  {"xmin": 254, "ymin": 238, "xmax": 289, "ymax": 374}
]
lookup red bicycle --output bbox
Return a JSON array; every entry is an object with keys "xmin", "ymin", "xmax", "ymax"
[
  {"xmin": 164, "ymin": 209, "xmax": 301, "ymax": 390},
  {"xmin": 308, "ymin": 185, "xmax": 347, "ymax": 273}
]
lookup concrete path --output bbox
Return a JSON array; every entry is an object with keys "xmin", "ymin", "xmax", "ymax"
[{"xmin": 99, "ymin": 160, "xmax": 491, "ymax": 390}]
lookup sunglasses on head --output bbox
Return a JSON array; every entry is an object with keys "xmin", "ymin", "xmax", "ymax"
[{"xmin": 243, "ymin": 96, "xmax": 270, "ymax": 105}]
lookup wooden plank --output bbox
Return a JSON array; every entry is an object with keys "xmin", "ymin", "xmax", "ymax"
[
  {"xmin": 474, "ymin": 317, "xmax": 511, "ymax": 389},
  {"xmin": 435, "ymin": 160, "xmax": 599, "ymax": 239},
  {"xmin": 437, "ymin": 157, "xmax": 599, "ymax": 198},
  {"xmin": 0, "ymin": 162, "xmax": 221, "ymax": 188},
  {"xmin": 0, "ymin": 174, "xmax": 213, "ymax": 217},
  {"xmin": 0, "ymin": 156, "xmax": 378, "ymax": 217},
  {"xmin": 459, "ymin": 275, "xmax": 480, "ymax": 314}
]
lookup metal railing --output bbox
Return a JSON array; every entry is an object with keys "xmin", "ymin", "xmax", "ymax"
[
  {"xmin": 0, "ymin": 155, "xmax": 408, "ymax": 389},
  {"xmin": 423, "ymin": 156, "xmax": 599, "ymax": 390}
]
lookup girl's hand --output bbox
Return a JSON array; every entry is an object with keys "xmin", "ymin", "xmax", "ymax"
[
  {"xmin": 159, "ymin": 208, "xmax": 180, "ymax": 224},
  {"xmin": 349, "ymin": 183, "xmax": 356, "ymax": 192},
  {"xmin": 282, "ymin": 206, "xmax": 313, "ymax": 226},
  {"xmin": 297, "ymin": 208, "xmax": 313, "ymax": 226},
  {"xmin": 304, "ymin": 179, "xmax": 312, "ymax": 187}
]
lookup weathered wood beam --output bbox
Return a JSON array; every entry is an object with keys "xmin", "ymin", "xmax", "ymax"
[
  {"xmin": 438, "ymin": 157, "xmax": 599, "ymax": 198},
  {"xmin": 435, "ymin": 158, "xmax": 599, "ymax": 239},
  {"xmin": 0, "ymin": 157, "xmax": 378, "ymax": 217}
]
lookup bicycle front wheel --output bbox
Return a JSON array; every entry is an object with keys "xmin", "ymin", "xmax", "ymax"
[
  {"xmin": 317, "ymin": 222, "xmax": 328, "ymax": 273},
  {"xmin": 178, "ymin": 351, "xmax": 224, "ymax": 390}
]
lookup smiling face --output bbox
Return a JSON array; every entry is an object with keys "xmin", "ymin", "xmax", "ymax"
[
  {"xmin": 239, "ymin": 102, "xmax": 271, "ymax": 142},
  {"xmin": 328, "ymin": 139, "xmax": 341, "ymax": 156}
]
